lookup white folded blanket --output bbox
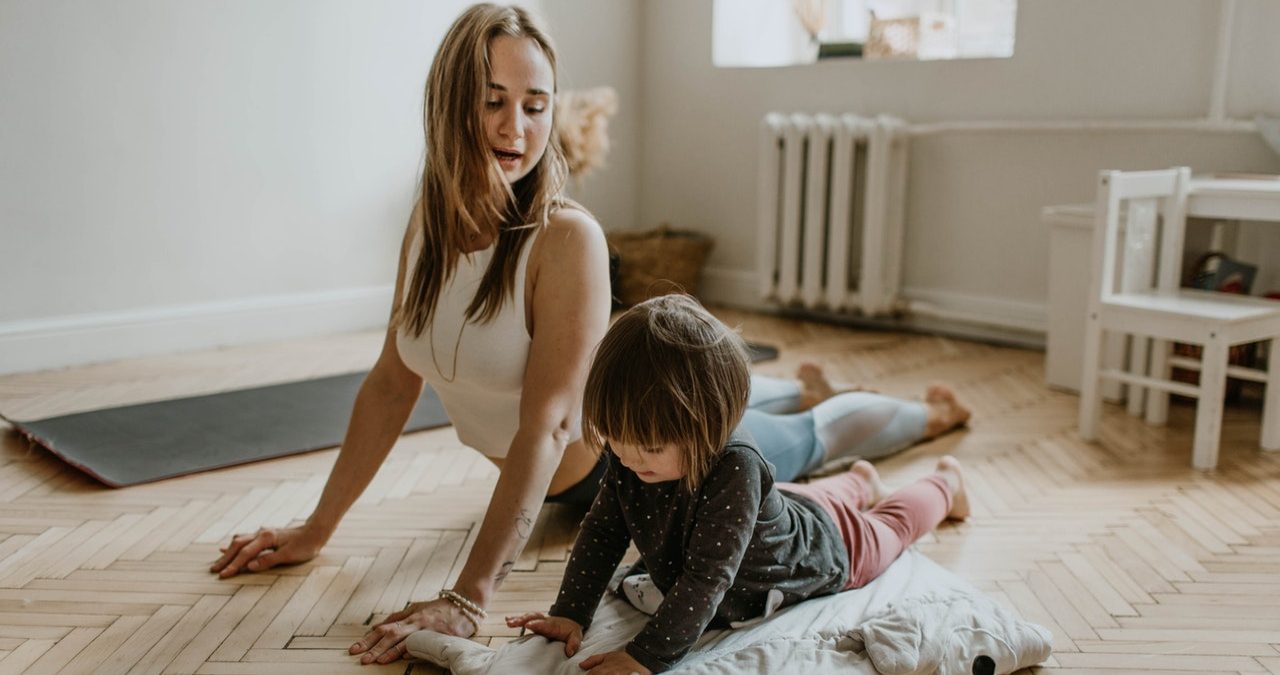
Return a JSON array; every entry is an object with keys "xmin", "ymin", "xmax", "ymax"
[{"xmin": 406, "ymin": 550, "xmax": 1051, "ymax": 674}]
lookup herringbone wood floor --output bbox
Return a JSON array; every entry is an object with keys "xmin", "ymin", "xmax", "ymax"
[{"xmin": 2, "ymin": 309, "xmax": 1279, "ymax": 674}]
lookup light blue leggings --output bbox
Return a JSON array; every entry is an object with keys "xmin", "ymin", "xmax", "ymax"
[{"xmin": 737, "ymin": 374, "xmax": 928, "ymax": 482}]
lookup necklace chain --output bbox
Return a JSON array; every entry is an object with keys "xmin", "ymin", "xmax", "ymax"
[
  {"xmin": 428, "ymin": 239, "xmax": 491, "ymax": 384},
  {"xmin": 429, "ymin": 315, "xmax": 467, "ymax": 384}
]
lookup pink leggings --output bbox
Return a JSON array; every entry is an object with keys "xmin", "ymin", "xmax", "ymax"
[{"xmin": 779, "ymin": 472, "xmax": 953, "ymax": 589}]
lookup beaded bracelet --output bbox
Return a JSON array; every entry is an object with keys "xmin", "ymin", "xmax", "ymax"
[
  {"xmin": 439, "ymin": 589, "xmax": 486, "ymax": 632},
  {"xmin": 439, "ymin": 589, "xmax": 487, "ymax": 618},
  {"xmin": 438, "ymin": 597, "xmax": 482, "ymax": 633}
]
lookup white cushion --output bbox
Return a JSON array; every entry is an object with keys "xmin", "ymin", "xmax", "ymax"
[{"xmin": 405, "ymin": 550, "xmax": 1051, "ymax": 674}]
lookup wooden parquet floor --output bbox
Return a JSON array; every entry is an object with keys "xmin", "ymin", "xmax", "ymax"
[{"xmin": 2, "ymin": 309, "xmax": 1279, "ymax": 674}]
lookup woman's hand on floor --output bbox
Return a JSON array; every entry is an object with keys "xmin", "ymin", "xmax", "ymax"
[
  {"xmin": 579, "ymin": 650, "xmax": 651, "ymax": 674},
  {"xmin": 351, "ymin": 598, "xmax": 476, "ymax": 665},
  {"xmin": 209, "ymin": 526, "xmax": 323, "ymax": 578},
  {"xmin": 505, "ymin": 612, "xmax": 583, "ymax": 657}
]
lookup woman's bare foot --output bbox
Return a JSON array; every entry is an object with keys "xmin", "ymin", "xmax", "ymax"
[
  {"xmin": 797, "ymin": 362, "xmax": 871, "ymax": 411},
  {"xmin": 797, "ymin": 363, "xmax": 836, "ymax": 410},
  {"xmin": 934, "ymin": 455, "xmax": 970, "ymax": 521},
  {"xmin": 850, "ymin": 460, "xmax": 889, "ymax": 508},
  {"xmin": 923, "ymin": 384, "xmax": 972, "ymax": 438}
]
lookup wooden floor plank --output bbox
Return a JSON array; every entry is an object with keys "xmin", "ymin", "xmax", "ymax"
[
  {"xmin": 24, "ymin": 626, "xmax": 101, "ymax": 674},
  {"xmin": 57, "ymin": 615, "xmax": 150, "ymax": 675},
  {"xmin": 97, "ymin": 604, "xmax": 190, "ymax": 675},
  {"xmin": 164, "ymin": 584, "xmax": 269, "ymax": 675},
  {"xmin": 296, "ymin": 556, "xmax": 374, "ymax": 638},
  {"xmin": 1053, "ymin": 652, "xmax": 1267, "ymax": 672},
  {"xmin": 251, "ymin": 566, "xmax": 341, "ymax": 650},
  {"xmin": 132, "ymin": 595, "xmax": 229, "ymax": 675},
  {"xmin": 0, "ymin": 638, "xmax": 57, "ymax": 675},
  {"xmin": 209, "ymin": 576, "xmax": 304, "ymax": 662}
]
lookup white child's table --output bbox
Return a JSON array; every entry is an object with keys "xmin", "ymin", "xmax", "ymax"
[{"xmin": 1187, "ymin": 176, "xmax": 1280, "ymax": 221}]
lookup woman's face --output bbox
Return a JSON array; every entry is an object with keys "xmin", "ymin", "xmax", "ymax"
[{"xmin": 484, "ymin": 35, "xmax": 554, "ymax": 184}]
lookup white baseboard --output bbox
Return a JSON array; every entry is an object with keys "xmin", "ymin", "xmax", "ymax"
[
  {"xmin": 701, "ymin": 267, "xmax": 1047, "ymax": 336},
  {"xmin": 0, "ymin": 286, "xmax": 394, "ymax": 375},
  {"xmin": 900, "ymin": 286, "xmax": 1047, "ymax": 335}
]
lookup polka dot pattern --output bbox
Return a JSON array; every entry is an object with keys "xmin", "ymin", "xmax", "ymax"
[{"xmin": 549, "ymin": 437, "xmax": 849, "ymax": 672}]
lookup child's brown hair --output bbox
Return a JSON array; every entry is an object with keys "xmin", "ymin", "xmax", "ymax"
[{"xmin": 582, "ymin": 295, "xmax": 751, "ymax": 490}]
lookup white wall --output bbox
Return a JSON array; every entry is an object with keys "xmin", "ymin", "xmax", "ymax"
[
  {"xmin": 0, "ymin": 0, "xmax": 641, "ymax": 374},
  {"xmin": 7, "ymin": 0, "xmax": 1280, "ymax": 375},
  {"xmin": 637, "ymin": 0, "xmax": 1280, "ymax": 329},
  {"xmin": 539, "ymin": 1, "xmax": 643, "ymax": 232}
]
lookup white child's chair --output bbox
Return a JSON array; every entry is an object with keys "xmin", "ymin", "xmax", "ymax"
[{"xmin": 1078, "ymin": 167, "xmax": 1280, "ymax": 469}]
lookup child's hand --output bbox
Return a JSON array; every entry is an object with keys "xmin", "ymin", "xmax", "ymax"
[
  {"xmin": 579, "ymin": 650, "xmax": 651, "ymax": 674},
  {"xmin": 505, "ymin": 612, "xmax": 584, "ymax": 657}
]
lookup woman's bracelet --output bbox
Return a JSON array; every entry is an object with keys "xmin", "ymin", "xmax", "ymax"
[
  {"xmin": 439, "ymin": 589, "xmax": 487, "ymax": 617},
  {"xmin": 439, "ymin": 589, "xmax": 487, "ymax": 630}
]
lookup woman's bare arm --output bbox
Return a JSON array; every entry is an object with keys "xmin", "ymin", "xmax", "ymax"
[
  {"xmin": 351, "ymin": 208, "xmax": 611, "ymax": 664},
  {"xmin": 453, "ymin": 209, "xmax": 611, "ymax": 601},
  {"xmin": 211, "ymin": 206, "xmax": 425, "ymax": 577}
]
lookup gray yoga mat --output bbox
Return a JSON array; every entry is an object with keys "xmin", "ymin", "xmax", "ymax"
[
  {"xmin": 3, "ymin": 343, "xmax": 778, "ymax": 488},
  {"xmin": 2, "ymin": 372, "xmax": 449, "ymax": 488},
  {"xmin": 747, "ymin": 341, "xmax": 778, "ymax": 363}
]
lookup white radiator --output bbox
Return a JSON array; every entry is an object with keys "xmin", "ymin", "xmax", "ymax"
[{"xmin": 756, "ymin": 113, "xmax": 910, "ymax": 316}]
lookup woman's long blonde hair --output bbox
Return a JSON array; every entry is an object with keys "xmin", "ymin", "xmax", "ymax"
[{"xmin": 395, "ymin": 3, "xmax": 570, "ymax": 336}]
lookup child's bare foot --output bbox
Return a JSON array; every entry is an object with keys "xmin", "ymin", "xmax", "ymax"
[
  {"xmin": 797, "ymin": 362, "xmax": 871, "ymax": 410},
  {"xmin": 850, "ymin": 460, "xmax": 889, "ymax": 508},
  {"xmin": 923, "ymin": 384, "xmax": 972, "ymax": 438},
  {"xmin": 935, "ymin": 455, "xmax": 970, "ymax": 521}
]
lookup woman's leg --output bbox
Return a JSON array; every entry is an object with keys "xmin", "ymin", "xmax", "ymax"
[
  {"xmin": 739, "ymin": 390, "xmax": 932, "ymax": 481},
  {"xmin": 744, "ymin": 361, "xmax": 971, "ymax": 480},
  {"xmin": 737, "ymin": 408, "xmax": 823, "ymax": 481},
  {"xmin": 747, "ymin": 374, "xmax": 806, "ymax": 414},
  {"xmin": 810, "ymin": 391, "xmax": 930, "ymax": 462},
  {"xmin": 748, "ymin": 364, "xmax": 867, "ymax": 414}
]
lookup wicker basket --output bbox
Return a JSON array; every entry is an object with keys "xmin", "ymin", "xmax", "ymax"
[{"xmin": 607, "ymin": 224, "xmax": 714, "ymax": 306}]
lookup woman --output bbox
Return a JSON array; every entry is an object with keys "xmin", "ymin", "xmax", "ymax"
[{"xmin": 210, "ymin": 3, "xmax": 969, "ymax": 666}]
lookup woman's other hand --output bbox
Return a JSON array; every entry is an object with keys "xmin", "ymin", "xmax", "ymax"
[
  {"xmin": 505, "ymin": 611, "xmax": 584, "ymax": 657},
  {"xmin": 209, "ymin": 526, "xmax": 323, "ymax": 578},
  {"xmin": 350, "ymin": 597, "xmax": 477, "ymax": 664}
]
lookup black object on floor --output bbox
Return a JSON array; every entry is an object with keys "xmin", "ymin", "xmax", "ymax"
[
  {"xmin": 2, "ymin": 372, "xmax": 449, "ymax": 488},
  {"xmin": 747, "ymin": 341, "xmax": 779, "ymax": 363}
]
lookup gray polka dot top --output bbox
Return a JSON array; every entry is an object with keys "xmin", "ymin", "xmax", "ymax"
[{"xmin": 549, "ymin": 437, "xmax": 848, "ymax": 673}]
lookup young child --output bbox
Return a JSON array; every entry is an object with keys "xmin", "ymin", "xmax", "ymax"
[{"xmin": 506, "ymin": 295, "xmax": 969, "ymax": 675}]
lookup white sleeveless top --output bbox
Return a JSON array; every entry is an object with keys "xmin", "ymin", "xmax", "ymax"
[{"xmin": 396, "ymin": 233, "xmax": 542, "ymax": 458}]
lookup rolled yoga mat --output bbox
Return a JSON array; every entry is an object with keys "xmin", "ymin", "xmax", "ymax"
[{"xmin": 2, "ymin": 372, "xmax": 449, "ymax": 488}]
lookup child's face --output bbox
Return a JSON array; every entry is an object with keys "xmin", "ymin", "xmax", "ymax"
[{"xmin": 609, "ymin": 440, "xmax": 685, "ymax": 483}]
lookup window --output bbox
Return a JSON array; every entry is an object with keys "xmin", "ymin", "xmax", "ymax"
[{"xmin": 713, "ymin": 0, "xmax": 1017, "ymax": 67}]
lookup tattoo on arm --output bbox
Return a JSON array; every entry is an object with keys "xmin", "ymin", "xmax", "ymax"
[
  {"xmin": 494, "ymin": 509, "xmax": 534, "ymax": 586},
  {"xmin": 515, "ymin": 508, "xmax": 534, "ymax": 539},
  {"xmin": 494, "ymin": 561, "xmax": 514, "ymax": 584}
]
